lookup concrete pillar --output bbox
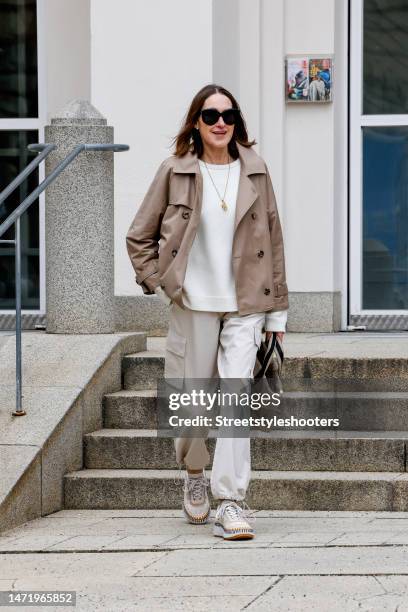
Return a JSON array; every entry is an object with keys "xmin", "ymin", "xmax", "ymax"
[{"xmin": 44, "ymin": 99, "xmax": 115, "ymax": 333}]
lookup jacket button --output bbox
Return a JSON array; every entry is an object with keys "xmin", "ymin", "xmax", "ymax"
[
  {"xmin": 264, "ymin": 288, "xmax": 270, "ymax": 295},
  {"xmin": 257, "ymin": 250, "xmax": 264, "ymax": 258},
  {"xmin": 182, "ymin": 211, "xmax": 190, "ymax": 219},
  {"xmin": 251, "ymin": 212, "xmax": 257, "ymax": 219},
  {"xmin": 172, "ymin": 249, "xmax": 178, "ymax": 257}
]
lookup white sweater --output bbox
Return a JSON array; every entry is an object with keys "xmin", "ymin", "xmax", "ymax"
[{"xmin": 156, "ymin": 158, "xmax": 287, "ymax": 332}]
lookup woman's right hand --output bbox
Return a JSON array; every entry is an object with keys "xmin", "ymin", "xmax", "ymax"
[{"xmin": 154, "ymin": 285, "xmax": 172, "ymax": 306}]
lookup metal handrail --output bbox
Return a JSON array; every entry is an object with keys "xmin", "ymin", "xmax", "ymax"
[
  {"xmin": 0, "ymin": 142, "xmax": 129, "ymax": 416},
  {"xmin": 0, "ymin": 143, "xmax": 129, "ymax": 238},
  {"xmin": 0, "ymin": 144, "xmax": 55, "ymax": 208}
]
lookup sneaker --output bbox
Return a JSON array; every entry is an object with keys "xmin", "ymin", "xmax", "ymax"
[
  {"xmin": 182, "ymin": 471, "xmax": 211, "ymax": 524},
  {"xmin": 213, "ymin": 500, "xmax": 255, "ymax": 540}
]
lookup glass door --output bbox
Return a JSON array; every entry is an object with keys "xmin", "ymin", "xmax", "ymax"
[
  {"xmin": 350, "ymin": 0, "xmax": 408, "ymax": 329},
  {"xmin": 0, "ymin": 0, "xmax": 45, "ymax": 314}
]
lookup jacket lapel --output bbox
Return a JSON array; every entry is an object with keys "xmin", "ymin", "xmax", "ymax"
[
  {"xmin": 233, "ymin": 142, "xmax": 266, "ymax": 233},
  {"xmin": 233, "ymin": 171, "xmax": 258, "ymax": 233}
]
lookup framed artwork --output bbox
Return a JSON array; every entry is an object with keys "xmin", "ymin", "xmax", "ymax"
[{"xmin": 285, "ymin": 55, "xmax": 333, "ymax": 103}]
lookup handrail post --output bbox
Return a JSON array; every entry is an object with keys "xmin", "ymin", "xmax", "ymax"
[
  {"xmin": 0, "ymin": 144, "xmax": 56, "ymax": 418},
  {"xmin": 12, "ymin": 217, "xmax": 25, "ymax": 416}
]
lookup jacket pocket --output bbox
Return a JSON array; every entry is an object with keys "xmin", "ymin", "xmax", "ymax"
[
  {"xmin": 165, "ymin": 328, "xmax": 186, "ymax": 380},
  {"xmin": 274, "ymin": 282, "xmax": 288, "ymax": 297}
]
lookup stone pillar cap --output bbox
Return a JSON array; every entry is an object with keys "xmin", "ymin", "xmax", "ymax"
[{"xmin": 51, "ymin": 99, "xmax": 107, "ymax": 125}]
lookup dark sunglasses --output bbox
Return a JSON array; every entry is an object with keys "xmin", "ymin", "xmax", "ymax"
[{"xmin": 199, "ymin": 108, "xmax": 240, "ymax": 126}]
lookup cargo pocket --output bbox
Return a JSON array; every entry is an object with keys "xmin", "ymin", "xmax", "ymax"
[{"xmin": 164, "ymin": 328, "xmax": 186, "ymax": 380}]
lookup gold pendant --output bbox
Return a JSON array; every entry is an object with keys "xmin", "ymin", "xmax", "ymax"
[{"xmin": 221, "ymin": 200, "xmax": 228, "ymax": 211}]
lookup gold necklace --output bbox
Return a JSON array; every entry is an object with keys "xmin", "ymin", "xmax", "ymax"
[{"xmin": 202, "ymin": 153, "xmax": 231, "ymax": 212}]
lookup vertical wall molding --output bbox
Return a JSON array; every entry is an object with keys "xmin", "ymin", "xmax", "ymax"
[
  {"xmin": 212, "ymin": 0, "xmax": 239, "ymax": 94},
  {"xmin": 238, "ymin": 0, "xmax": 261, "ymax": 147},
  {"xmin": 259, "ymin": 0, "xmax": 286, "ymax": 221}
]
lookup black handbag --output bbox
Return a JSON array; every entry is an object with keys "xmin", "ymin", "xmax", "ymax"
[{"xmin": 253, "ymin": 331, "xmax": 284, "ymax": 394}]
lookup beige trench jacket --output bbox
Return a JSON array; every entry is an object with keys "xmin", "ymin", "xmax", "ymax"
[{"xmin": 126, "ymin": 142, "xmax": 289, "ymax": 315}]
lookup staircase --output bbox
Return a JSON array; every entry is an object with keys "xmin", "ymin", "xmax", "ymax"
[{"xmin": 64, "ymin": 338, "xmax": 408, "ymax": 511}]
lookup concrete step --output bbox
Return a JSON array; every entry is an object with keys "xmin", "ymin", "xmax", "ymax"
[
  {"xmin": 122, "ymin": 352, "xmax": 163, "ymax": 390},
  {"xmin": 83, "ymin": 429, "xmax": 406, "ymax": 472},
  {"xmin": 121, "ymin": 352, "xmax": 408, "ymax": 391},
  {"xmin": 102, "ymin": 389, "xmax": 408, "ymax": 431},
  {"xmin": 104, "ymin": 390, "xmax": 157, "ymax": 429},
  {"xmin": 64, "ymin": 468, "xmax": 408, "ymax": 511}
]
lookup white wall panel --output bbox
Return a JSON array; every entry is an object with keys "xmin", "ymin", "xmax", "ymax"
[{"xmin": 90, "ymin": 0, "xmax": 213, "ymax": 295}]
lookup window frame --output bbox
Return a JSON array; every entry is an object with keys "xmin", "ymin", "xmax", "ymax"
[
  {"xmin": 0, "ymin": 0, "xmax": 46, "ymax": 315},
  {"xmin": 349, "ymin": 0, "xmax": 408, "ymax": 319}
]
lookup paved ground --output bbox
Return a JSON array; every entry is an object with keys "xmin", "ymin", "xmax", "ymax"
[{"xmin": 1, "ymin": 510, "xmax": 408, "ymax": 610}]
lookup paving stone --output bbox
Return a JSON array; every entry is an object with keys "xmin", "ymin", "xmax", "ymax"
[
  {"xmin": 274, "ymin": 530, "xmax": 345, "ymax": 544},
  {"xmin": 248, "ymin": 575, "xmax": 386, "ymax": 611},
  {"xmin": 383, "ymin": 532, "xmax": 408, "ymax": 545},
  {"xmin": 45, "ymin": 535, "xmax": 132, "ymax": 552},
  {"xmin": 14, "ymin": 575, "xmax": 273, "ymax": 597},
  {"xmin": 376, "ymin": 575, "xmax": 408, "ymax": 595},
  {"xmin": 124, "ymin": 595, "xmax": 253, "ymax": 610},
  {"xmin": 0, "ymin": 552, "xmax": 165, "ymax": 580},
  {"xmin": 328, "ymin": 530, "xmax": 408, "ymax": 546},
  {"xmin": 5, "ymin": 515, "xmax": 109, "ymax": 531},
  {"xmin": 46, "ymin": 509, "xmax": 186, "ymax": 518},
  {"xmin": 247, "ymin": 517, "xmax": 376, "ymax": 531},
  {"xmin": 0, "ymin": 579, "xmax": 16, "ymax": 589},
  {"xmin": 0, "ymin": 535, "xmax": 73, "ymax": 552},
  {"xmin": 369, "ymin": 518, "xmax": 408, "ymax": 529},
  {"xmin": 254, "ymin": 510, "xmax": 408, "ymax": 518},
  {"xmin": 98, "ymin": 535, "xmax": 187, "ymax": 550},
  {"xmin": 138, "ymin": 546, "xmax": 408, "ymax": 576}
]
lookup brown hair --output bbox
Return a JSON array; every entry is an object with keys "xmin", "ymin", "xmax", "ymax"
[{"xmin": 172, "ymin": 84, "xmax": 256, "ymax": 158}]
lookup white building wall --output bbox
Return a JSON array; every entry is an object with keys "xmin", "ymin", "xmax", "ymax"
[
  {"xmin": 90, "ymin": 0, "xmax": 213, "ymax": 295},
  {"xmin": 284, "ymin": 0, "xmax": 336, "ymax": 292},
  {"xmin": 43, "ymin": 0, "xmax": 91, "ymax": 121}
]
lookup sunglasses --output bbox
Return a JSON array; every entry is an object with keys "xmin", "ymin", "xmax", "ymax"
[{"xmin": 199, "ymin": 108, "xmax": 240, "ymax": 126}]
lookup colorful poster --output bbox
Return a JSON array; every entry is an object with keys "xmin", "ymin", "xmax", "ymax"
[
  {"xmin": 286, "ymin": 57, "xmax": 309, "ymax": 102},
  {"xmin": 309, "ymin": 58, "xmax": 332, "ymax": 102},
  {"xmin": 286, "ymin": 56, "xmax": 333, "ymax": 103}
]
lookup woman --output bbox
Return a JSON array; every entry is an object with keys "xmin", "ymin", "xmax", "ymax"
[{"xmin": 126, "ymin": 84, "xmax": 289, "ymax": 540}]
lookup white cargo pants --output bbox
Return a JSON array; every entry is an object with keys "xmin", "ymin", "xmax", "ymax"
[{"xmin": 164, "ymin": 301, "xmax": 265, "ymax": 501}]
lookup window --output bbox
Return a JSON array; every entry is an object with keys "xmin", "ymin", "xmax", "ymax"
[{"xmin": 0, "ymin": 0, "xmax": 41, "ymax": 311}]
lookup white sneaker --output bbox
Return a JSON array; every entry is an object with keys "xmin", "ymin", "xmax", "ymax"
[
  {"xmin": 182, "ymin": 471, "xmax": 211, "ymax": 524},
  {"xmin": 213, "ymin": 500, "xmax": 255, "ymax": 540}
]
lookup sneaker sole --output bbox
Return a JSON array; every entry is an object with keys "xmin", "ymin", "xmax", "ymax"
[
  {"xmin": 182, "ymin": 504, "xmax": 211, "ymax": 525},
  {"xmin": 213, "ymin": 523, "xmax": 254, "ymax": 540}
]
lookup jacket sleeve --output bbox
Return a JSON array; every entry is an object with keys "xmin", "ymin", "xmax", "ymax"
[
  {"xmin": 126, "ymin": 159, "xmax": 171, "ymax": 294},
  {"xmin": 265, "ymin": 165, "xmax": 289, "ymax": 311},
  {"xmin": 265, "ymin": 309, "xmax": 288, "ymax": 332}
]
